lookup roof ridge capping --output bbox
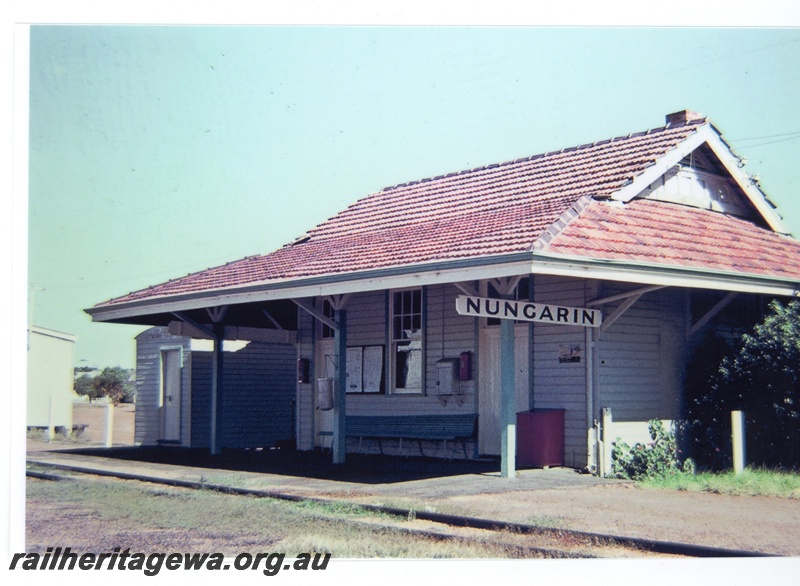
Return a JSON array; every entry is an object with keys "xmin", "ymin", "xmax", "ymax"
[
  {"xmin": 531, "ymin": 194, "xmax": 594, "ymax": 252},
  {"xmin": 381, "ymin": 110, "xmax": 708, "ymax": 193}
]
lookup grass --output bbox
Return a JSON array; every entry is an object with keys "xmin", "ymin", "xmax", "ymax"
[
  {"xmin": 638, "ymin": 468, "xmax": 800, "ymax": 498},
  {"xmin": 25, "ymin": 475, "xmax": 551, "ymax": 558}
]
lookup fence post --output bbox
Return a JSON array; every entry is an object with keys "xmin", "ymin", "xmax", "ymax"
[
  {"xmin": 47, "ymin": 395, "xmax": 55, "ymax": 442},
  {"xmin": 601, "ymin": 407, "xmax": 613, "ymax": 477},
  {"xmin": 105, "ymin": 402, "xmax": 114, "ymax": 448},
  {"xmin": 731, "ymin": 410, "xmax": 746, "ymax": 475}
]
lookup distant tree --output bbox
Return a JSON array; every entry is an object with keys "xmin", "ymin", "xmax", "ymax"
[
  {"xmin": 74, "ymin": 373, "xmax": 101, "ymax": 403},
  {"xmin": 93, "ymin": 367, "xmax": 135, "ymax": 404},
  {"xmin": 74, "ymin": 366, "xmax": 98, "ymax": 374},
  {"xmin": 74, "ymin": 366, "xmax": 135, "ymax": 404}
]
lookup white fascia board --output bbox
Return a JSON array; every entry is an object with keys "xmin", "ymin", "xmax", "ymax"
[
  {"xmin": 29, "ymin": 326, "xmax": 78, "ymax": 343},
  {"xmin": 86, "ymin": 255, "xmax": 537, "ymax": 323},
  {"xmin": 88, "ymin": 248, "xmax": 800, "ymax": 324},
  {"xmin": 530, "ymin": 252, "xmax": 800, "ymax": 297},
  {"xmin": 611, "ymin": 127, "xmax": 711, "ymax": 203},
  {"xmin": 611, "ymin": 124, "xmax": 788, "ymax": 234},
  {"xmin": 701, "ymin": 131, "xmax": 789, "ymax": 234}
]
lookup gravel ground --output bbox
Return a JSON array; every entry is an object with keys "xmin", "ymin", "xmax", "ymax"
[{"xmin": 23, "ymin": 403, "xmax": 800, "ymax": 557}]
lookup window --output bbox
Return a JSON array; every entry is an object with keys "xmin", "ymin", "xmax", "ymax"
[
  {"xmin": 321, "ymin": 299, "xmax": 335, "ymax": 339},
  {"xmin": 391, "ymin": 289, "xmax": 423, "ymax": 394}
]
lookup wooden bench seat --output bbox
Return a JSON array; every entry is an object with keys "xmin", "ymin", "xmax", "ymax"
[{"xmin": 319, "ymin": 413, "xmax": 477, "ymax": 458}]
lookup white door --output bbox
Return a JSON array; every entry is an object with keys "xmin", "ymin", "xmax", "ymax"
[
  {"xmin": 478, "ymin": 325, "xmax": 530, "ymax": 455},
  {"xmin": 161, "ymin": 349, "xmax": 182, "ymax": 442},
  {"xmin": 315, "ymin": 339, "xmax": 335, "ymax": 447}
]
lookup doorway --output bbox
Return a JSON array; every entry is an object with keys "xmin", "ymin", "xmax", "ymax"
[{"xmin": 160, "ymin": 349, "xmax": 182, "ymax": 443}]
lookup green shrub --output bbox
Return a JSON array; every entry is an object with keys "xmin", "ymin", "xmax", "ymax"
[
  {"xmin": 685, "ymin": 300, "xmax": 800, "ymax": 470},
  {"xmin": 611, "ymin": 419, "xmax": 695, "ymax": 480}
]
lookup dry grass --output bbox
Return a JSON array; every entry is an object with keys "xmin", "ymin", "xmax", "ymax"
[
  {"xmin": 25, "ymin": 475, "xmax": 556, "ymax": 558},
  {"xmin": 640, "ymin": 468, "xmax": 800, "ymax": 498}
]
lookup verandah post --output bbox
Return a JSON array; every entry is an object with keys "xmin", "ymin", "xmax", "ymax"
[
  {"xmin": 333, "ymin": 309, "xmax": 347, "ymax": 464},
  {"xmin": 500, "ymin": 316, "xmax": 516, "ymax": 478},
  {"xmin": 210, "ymin": 323, "xmax": 225, "ymax": 455}
]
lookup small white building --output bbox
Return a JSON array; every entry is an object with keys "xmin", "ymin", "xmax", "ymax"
[{"xmin": 27, "ymin": 326, "xmax": 77, "ymax": 433}]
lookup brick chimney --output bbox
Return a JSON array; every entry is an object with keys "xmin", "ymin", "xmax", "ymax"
[{"xmin": 666, "ymin": 110, "xmax": 705, "ymax": 126}]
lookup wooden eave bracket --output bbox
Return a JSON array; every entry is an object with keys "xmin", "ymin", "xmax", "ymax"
[
  {"xmin": 454, "ymin": 282, "xmax": 479, "ymax": 297},
  {"xmin": 587, "ymin": 285, "xmax": 665, "ymax": 308},
  {"xmin": 205, "ymin": 305, "xmax": 229, "ymax": 324},
  {"xmin": 489, "ymin": 276, "xmax": 523, "ymax": 297},
  {"xmin": 171, "ymin": 311, "xmax": 215, "ymax": 339},
  {"xmin": 293, "ymin": 298, "xmax": 338, "ymax": 332},
  {"xmin": 686, "ymin": 291, "xmax": 738, "ymax": 339},
  {"xmin": 588, "ymin": 285, "xmax": 666, "ymax": 335},
  {"xmin": 261, "ymin": 309, "xmax": 285, "ymax": 331}
]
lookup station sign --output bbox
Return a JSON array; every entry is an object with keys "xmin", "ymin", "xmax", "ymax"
[{"xmin": 456, "ymin": 295, "xmax": 602, "ymax": 328}]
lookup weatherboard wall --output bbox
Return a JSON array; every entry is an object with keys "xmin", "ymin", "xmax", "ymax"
[
  {"xmin": 134, "ymin": 327, "xmax": 192, "ymax": 446},
  {"xmin": 340, "ymin": 285, "xmax": 478, "ymax": 418},
  {"xmin": 595, "ymin": 285, "xmax": 685, "ymax": 423},
  {"xmin": 530, "ymin": 275, "xmax": 591, "ymax": 468},
  {"xmin": 190, "ymin": 342, "xmax": 297, "ymax": 449}
]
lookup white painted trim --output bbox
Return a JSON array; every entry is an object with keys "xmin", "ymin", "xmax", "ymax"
[
  {"xmin": 87, "ymin": 257, "xmax": 536, "ymax": 322},
  {"xmin": 611, "ymin": 124, "xmax": 788, "ymax": 234},
  {"xmin": 89, "ymin": 248, "xmax": 800, "ymax": 324},
  {"xmin": 528, "ymin": 253, "xmax": 800, "ymax": 297},
  {"xmin": 490, "ymin": 275, "xmax": 523, "ymax": 297},
  {"xmin": 611, "ymin": 128, "xmax": 710, "ymax": 203},
  {"xmin": 28, "ymin": 327, "xmax": 77, "ymax": 343},
  {"xmin": 702, "ymin": 132, "xmax": 788, "ymax": 234}
]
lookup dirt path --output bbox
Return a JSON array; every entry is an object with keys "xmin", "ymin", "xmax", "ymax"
[{"xmin": 409, "ymin": 483, "xmax": 800, "ymax": 556}]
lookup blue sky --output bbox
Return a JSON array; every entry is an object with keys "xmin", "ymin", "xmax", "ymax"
[{"xmin": 25, "ymin": 24, "xmax": 800, "ymax": 369}]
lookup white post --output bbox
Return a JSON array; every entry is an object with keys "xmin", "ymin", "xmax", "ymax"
[
  {"xmin": 47, "ymin": 395, "xmax": 55, "ymax": 442},
  {"xmin": 731, "ymin": 410, "xmax": 746, "ymax": 475},
  {"xmin": 499, "ymin": 317, "xmax": 516, "ymax": 479},
  {"xmin": 601, "ymin": 407, "xmax": 613, "ymax": 477},
  {"xmin": 105, "ymin": 402, "xmax": 114, "ymax": 448}
]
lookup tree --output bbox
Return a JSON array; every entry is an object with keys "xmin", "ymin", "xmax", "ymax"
[
  {"xmin": 93, "ymin": 367, "xmax": 135, "ymax": 404},
  {"xmin": 74, "ymin": 373, "xmax": 102, "ymax": 403},
  {"xmin": 687, "ymin": 300, "xmax": 800, "ymax": 469},
  {"xmin": 717, "ymin": 300, "xmax": 800, "ymax": 468},
  {"xmin": 73, "ymin": 367, "xmax": 135, "ymax": 404}
]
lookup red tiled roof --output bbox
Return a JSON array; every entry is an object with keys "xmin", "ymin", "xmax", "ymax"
[
  {"xmin": 542, "ymin": 199, "xmax": 800, "ymax": 279},
  {"xmin": 95, "ymin": 116, "xmax": 798, "ymax": 308}
]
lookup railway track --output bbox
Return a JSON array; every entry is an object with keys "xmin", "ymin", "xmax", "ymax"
[{"xmin": 27, "ymin": 460, "xmax": 772, "ymax": 559}]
